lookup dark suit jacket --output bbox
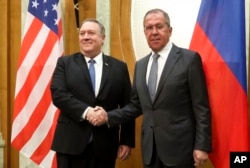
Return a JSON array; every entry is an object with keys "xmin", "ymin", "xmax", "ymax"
[
  {"xmin": 108, "ymin": 44, "xmax": 211, "ymax": 166},
  {"xmin": 50, "ymin": 52, "xmax": 135, "ymax": 160}
]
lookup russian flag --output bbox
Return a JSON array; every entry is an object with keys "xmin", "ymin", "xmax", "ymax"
[{"xmin": 189, "ymin": 0, "xmax": 249, "ymax": 167}]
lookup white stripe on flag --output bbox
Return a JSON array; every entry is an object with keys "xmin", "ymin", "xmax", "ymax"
[
  {"xmin": 14, "ymin": 24, "xmax": 50, "ymax": 97},
  {"xmin": 21, "ymin": 103, "xmax": 57, "ymax": 155},
  {"xmin": 40, "ymin": 150, "xmax": 56, "ymax": 168}
]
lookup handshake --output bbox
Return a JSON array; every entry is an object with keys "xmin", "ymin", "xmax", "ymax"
[{"xmin": 86, "ymin": 106, "xmax": 108, "ymax": 126}]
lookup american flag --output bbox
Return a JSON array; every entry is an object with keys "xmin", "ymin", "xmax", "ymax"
[{"xmin": 11, "ymin": 0, "xmax": 63, "ymax": 167}]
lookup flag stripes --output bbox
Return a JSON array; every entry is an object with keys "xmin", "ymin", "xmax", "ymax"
[
  {"xmin": 189, "ymin": 0, "xmax": 249, "ymax": 167},
  {"xmin": 11, "ymin": 0, "xmax": 63, "ymax": 167}
]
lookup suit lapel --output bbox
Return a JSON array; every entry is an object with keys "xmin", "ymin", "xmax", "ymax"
[
  {"xmin": 140, "ymin": 54, "xmax": 152, "ymax": 104},
  {"xmin": 155, "ymin": 45, "xmax": 181, "ymax": 101},
  {"xmin": 75, "ymin": 53, "xmax": 95, "ymax": 95},
  {"xmin": 98, "ymin": 54, "xmax": 110, "ymax": 96}
]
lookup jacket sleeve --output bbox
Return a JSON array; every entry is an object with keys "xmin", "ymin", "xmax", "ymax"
[
  {"xmin": 188, "ymin": 52, "xmax": 211, "ymax": 152},
  {"xmin": 118, "ymin": 63, "xmax": 135, "ymax": 148}
]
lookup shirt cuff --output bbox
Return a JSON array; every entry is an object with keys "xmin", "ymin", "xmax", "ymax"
[{"xmin": 82, "ymin": 106, "xmax": 91, "ymax": 120}]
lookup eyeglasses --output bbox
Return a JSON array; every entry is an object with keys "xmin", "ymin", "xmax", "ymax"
[{"xmin": 144, "ymin": 24, "xmax": 168, "ymax": 32}]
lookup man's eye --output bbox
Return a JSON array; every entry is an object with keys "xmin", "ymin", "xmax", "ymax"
[
  {"xmin": 79, "ymin": 31, "xmax": 96, "ymax": 36},
  {"xmin": 144, "ymin": 25, "xmax": 165, "ymax": 32},
  {"xmin": 145, "ymin": 26, "xmax": 153, "ymax": 31},
  {"xmin": 156, "ymin": 25, "xmax": 164, "ymax": 29}
]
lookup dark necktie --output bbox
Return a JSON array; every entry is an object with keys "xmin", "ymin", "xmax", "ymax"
[
  {"xmin": 148, "ymin": 53, "xmax": 159, "ymax": 102},
  {"xmin": 88, "ymin": 59, "xmax": 96, "ymax": 91}
]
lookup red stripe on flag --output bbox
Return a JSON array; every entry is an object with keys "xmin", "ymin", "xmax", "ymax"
[
  {"xmin": 190, "ymin": 23, "xmax": 249, "ymax": 168},
  {"xmin": 13, "ymin": 30, "xmax": 57, "ymax": 120},
  {"xmin": 58, "ymin": 19, "xmax": 63, "ymax": 39},
  {"xmin": 18, "ymin": 18, "xmax": 43, "ymax": 68},
  {"xmin": 30, "ymin": 109, "xmax": 60, "ymax": 164},
  {"xmin": 12, "ymin": 83, "xmax": 53, "ymax": 149}
]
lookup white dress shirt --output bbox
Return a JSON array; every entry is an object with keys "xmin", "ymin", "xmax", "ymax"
[
  {"xmin": 83, "ymin": 53, "xmax": 103, "ymax": 120},
  {"xmin": 85, "ymin": 53, "xmax": 103, "ymax": 97}
]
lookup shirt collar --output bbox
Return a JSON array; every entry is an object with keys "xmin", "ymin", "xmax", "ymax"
[
  {"xmin": 151, "ymin": 42, "xmax": 173, "ymax": 59},
  {"xmin": 85, "ymin": 52, "xmax": 103, "ymax": 65}
]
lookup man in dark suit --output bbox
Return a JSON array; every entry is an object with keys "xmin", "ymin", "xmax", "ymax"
[
  {"xmin": 50, "ymin": 18, "xmax": 135, "ymax": 168},
  {"xmin": 89, "ymin": 8, "xmax": 211, "ymax": 168}
]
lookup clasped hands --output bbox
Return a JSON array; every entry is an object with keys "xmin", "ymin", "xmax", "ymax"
[{"xmin": 86, "ymin": 106, "xmax": 108, "ymax": 126}]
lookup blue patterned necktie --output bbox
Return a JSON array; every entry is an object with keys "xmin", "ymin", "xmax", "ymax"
[
  {"xmin": 88, "ymin": 59, "xmax": 95, "ymax": 142},
  {"xmin": 89, "ymin": 59, "xmax": 96, "ymax": 91},
  {"xmin": 148, "ymin": 53, "xmax": 159, "ymax": 102}
]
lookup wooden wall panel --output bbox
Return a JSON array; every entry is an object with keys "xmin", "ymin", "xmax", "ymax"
[
  {"xmin": 110, "ymin": 0, "xmax": 136, "ymax": 79},
  {"xmin": 110, "ymin": 0, "xmax": 143, "ymax": 168},
  {"xmin": 64, "ymin": 0, "xmax": 96, "ymax": 55},
  {"xmin": 8, "ymin": 1, "xmax": 21, "ymax": 166},
  {"xmin": 0, "ymin": 0, "xmax": 9, "ymax": 167},
  {"xmin": 0, "ymin": 0, "xmax": 20, "ymax": 167}
]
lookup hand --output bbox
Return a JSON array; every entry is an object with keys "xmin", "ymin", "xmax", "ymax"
[
  {"xmin": 86, "ymin": 107, "xmax": 98, "ymax": 121},
  {"xmin": 117, "ymin": 145, "xmax": 131, "ymax": 160},
  {"xmin": 193, "ymin": 150, "xmax": 208, "ymax": 167},
  {"xmin": 86, "ymin": 106, "xmax": 108, "ymax": 126}
]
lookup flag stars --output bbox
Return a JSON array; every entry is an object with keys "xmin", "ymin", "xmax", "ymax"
[
  {"xmin": 32, "ymin": 0, "xmax": 39, "ymax": 9},
  {"xmin": 28, "ymin": 0, "xmax": 60, "ymax": 33},
  {"xmin": 52, "ymin": 3, "xmax": 57, "ymax": 11},
  {"xmin": 44, "ymin": 9, "xmax": 48, "ymax": 17},
  {"xmin": 54, "ymin": 17, "xmax": 59, "ymax": 26}
]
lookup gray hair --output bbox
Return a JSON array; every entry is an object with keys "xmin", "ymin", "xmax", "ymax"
[
  {"xmin": 79, "ymin": 18, "xmax": 105, "ymax": 36},
  {"xmin": 143, "ymin": 8, "xmax": 171, "ymax": 27}
]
